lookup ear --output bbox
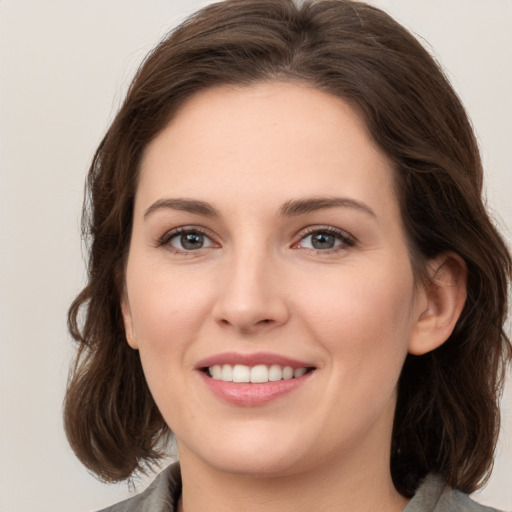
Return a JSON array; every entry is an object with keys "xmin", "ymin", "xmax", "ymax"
[
  {"xmin": 120, "ymin": 290, "xmax": 139, "ymax": 350},
  {"xmin": 408, "ymin": 252, "xmax": 467, "ymax": 356}
]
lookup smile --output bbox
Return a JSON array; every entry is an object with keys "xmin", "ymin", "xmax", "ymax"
[
  {"xmin": 196, "ymin": 352, "xmax": 316, "ymax": 406},
  {"xmin": 208, "ymin": 364, "xmax": 309, "ymax": 383}
]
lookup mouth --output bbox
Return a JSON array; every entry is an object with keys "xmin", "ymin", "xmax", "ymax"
[
  {"xmin": 203, "ymin": 364, "xmax": 314, "ymax": 383},
  {"xmin": 196, "ymin": 353, "xmax": 316, "ymax": 406}
]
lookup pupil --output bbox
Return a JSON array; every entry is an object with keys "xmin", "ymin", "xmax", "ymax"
[
  {"xmin": 181, "ymin": 232, "xmax": 203, "ymax": 250},
  {"xmin": 312, "ymin": 232, "xmax": 335, "ymax": 249}
]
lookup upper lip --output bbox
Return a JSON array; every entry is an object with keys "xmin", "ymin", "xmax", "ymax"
[{"xmin": 195, "ymin": 352, "xmax": 315, "ymax": 369}]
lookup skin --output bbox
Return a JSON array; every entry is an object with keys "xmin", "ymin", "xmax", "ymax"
[{"xmin": 121, "ymin": 82, "xmax": 466, "ymax": 512}]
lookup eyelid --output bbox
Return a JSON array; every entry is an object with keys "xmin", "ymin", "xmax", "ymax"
[
  {"xmin": 157, "ymin": 225, "xmax": 220, "ymax": 254},
  {"xmin": 156, "ymin": 224, "xmax": 356, "ymax": 255},
  {"xmin": 292, "ymin": 225, "xmax": 357, "ymax": 251}
]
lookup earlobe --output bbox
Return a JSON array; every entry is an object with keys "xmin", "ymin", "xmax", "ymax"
[
  {"xmin": 121, "ymin": 293, "xmax": 139, "ymax": 350},
  {"xmin": 408, "ymin": 252, "xmax": 467, "ymax": 356}
]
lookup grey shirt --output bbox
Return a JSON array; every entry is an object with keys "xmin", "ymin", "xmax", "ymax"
[{"xmin": 98, "ymin": 463, "xmax": 503, "ymax": 512}]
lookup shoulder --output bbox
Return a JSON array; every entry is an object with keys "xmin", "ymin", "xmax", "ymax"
[
  {"xmin": 405, "ymin": 474, "xmax": 504, "ymax": 512},
  {"xmin": 96, "ymin": 463, "xmax": 181, "ymax": 512}
]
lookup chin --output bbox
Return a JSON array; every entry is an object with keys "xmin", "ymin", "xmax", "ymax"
[
  {"xmin": 207, "ymin": 452, "xmax": 306, "ymax": 478},
  {"xmin": 178, "ymin": 428, "xmax": 313, "ymax": 478}
]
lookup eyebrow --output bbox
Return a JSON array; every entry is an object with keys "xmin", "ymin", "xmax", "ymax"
[
  {"xmin": 143, "ymin": 196, "xmax": 377, "ymax": 220},
  {"xmin": 144, "ymin": 198, "xmax": 218, "ymax": 219},
  {"xmin": 279, "ymin": 197, "xmax": 377, "ymax": 218}
]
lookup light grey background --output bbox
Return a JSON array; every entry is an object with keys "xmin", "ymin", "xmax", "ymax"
[{"xmin": 0, "ymin": 1, "xmax": 511, "ymax": 511}]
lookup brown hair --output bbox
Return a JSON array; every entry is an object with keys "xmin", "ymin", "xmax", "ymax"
[{"xmin": 64, "ymin": 0, "xmax": 511, "ymax": 496}]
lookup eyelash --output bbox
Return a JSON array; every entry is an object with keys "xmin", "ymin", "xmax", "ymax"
[
  {"xmin": 293, "ymin": 226, "xmax": 356, "ymax": 255},
  {"xmin": 157, "ymin": 225, "xmax": 357, "ymax": 256},
  {"xmin": 157, "ymin": 226, "xmax": 218, "ymax": 256}
]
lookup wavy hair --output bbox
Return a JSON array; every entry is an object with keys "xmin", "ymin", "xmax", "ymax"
[{"xmin": 64, "ymin": 0, "xmax": 511, "ymax": 496}]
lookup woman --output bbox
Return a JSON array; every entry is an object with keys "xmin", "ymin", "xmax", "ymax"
[{"xmin": 64, "ymin": 0, "xmax": 511, "ymax": 510}]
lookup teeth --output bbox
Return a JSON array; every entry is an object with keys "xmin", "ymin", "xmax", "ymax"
[
  {"xmin": 293, "ymin": 367, "xmax": 307, "ymax": 378},
  {"xmin": 220, "ymin": 364, "xmax": 233, "ymax": 381},
  {"xmin": 210, "ymin": 365, "xmax": 222, "ymax": 379},
  {"xmin": 232, "ymin": 364, "xmax": 250, "ymax": 383},
  {"xmin": 208, "ymin": 364, "xmax": 309, "ymax": 383},
  {"xmin": 282, "ymin": 366, "xmax": 294, "ymax": 380},
  {"xmin": 268, "ymin": 364, "xmax": 283, "ymax": 381},
  {"xmin": 250, "ymin": 364, "xmax": 268, "ymax": 383}
]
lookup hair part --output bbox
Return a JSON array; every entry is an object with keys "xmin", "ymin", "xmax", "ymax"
[{"xmin": 64, "ymin": 0, "xmax": 511, "ymax": 496}]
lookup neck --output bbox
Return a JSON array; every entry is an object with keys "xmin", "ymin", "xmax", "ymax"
[{"xmin": 177, "ymin": 446, "xmax": 409, "ymax": 512}]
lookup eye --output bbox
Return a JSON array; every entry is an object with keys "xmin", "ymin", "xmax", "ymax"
[
  {"xmin": 295, "ymin": 227, "xmax": 355, "ymax": 253},
  {"xmin": 302, "ymin": 231, "xmax": 340, "ymax": 250},
  {"xmin": 162, "ymin": 228, "xmax": 217, "ymax": 253}
]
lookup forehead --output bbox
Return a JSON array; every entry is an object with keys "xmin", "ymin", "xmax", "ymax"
[{"xmin": 137, "ymin": 82, "xmax": 398, "ymax": 219}]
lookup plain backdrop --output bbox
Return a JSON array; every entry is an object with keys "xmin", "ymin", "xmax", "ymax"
[{"xmin": 0, "ymin": 1, "xmax": 511, "ymax": 511}]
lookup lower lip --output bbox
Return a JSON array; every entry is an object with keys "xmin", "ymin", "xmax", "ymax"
[{"xmin": 198, "ymin": 371, "xmax": 314, "ymax": 407}]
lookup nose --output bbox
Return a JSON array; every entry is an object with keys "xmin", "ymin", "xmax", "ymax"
[{"xmin": 212, "ymin": 247, "xmax": 290, "ymax": 335}]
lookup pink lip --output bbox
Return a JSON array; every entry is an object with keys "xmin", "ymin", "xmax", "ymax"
[
  {"xmin": 198, "ymin": 371, "xmax": 314, "ymax": 407},
  {"xmin": 195, "ymin": 352, "xmax": 316, "ymax": 407},
  {"xmin": 195, "ymin": 351, "xmax": 313, "ymax": 369}
]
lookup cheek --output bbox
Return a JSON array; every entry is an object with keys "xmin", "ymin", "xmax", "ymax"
[
  {"xmin": 125, "ymin": 266, "xmax": 211, "ymax": 419},
  {"xmin": 299, "ymin": 262, "xmax": 416, "ymax": 373},
  {"xmin": 124, "ymin": 266, "xmax": 217, "ymax": 415},
  {"xmin": 126, "ymin": 262, "xmax": 213, "ymax": 350}
]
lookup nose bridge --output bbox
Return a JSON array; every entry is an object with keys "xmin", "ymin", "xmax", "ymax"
[{"xmin": 213, "ymin": 236, "xmax": 289, "ymax": 332}]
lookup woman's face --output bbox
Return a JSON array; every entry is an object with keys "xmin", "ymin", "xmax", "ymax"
[{"xmin": 122, "ymin": 82, "xmax": 428, "ymax": 478}]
